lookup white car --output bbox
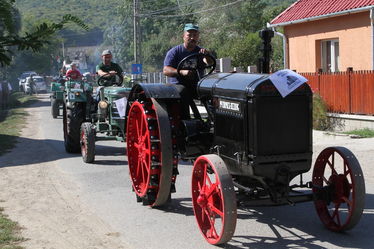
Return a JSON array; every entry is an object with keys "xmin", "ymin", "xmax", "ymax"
[
  {"xmin": 24, "ymin": 76, "xmax": 47, "ymax": 94},
  {"xmin": 18, "ymin": 71, "xmax": 37, "ymax": 91}
]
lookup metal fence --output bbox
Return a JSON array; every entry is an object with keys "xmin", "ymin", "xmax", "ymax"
[
  {"xmin": 301, "ymin": 70, "xmax": 374, "ymax": 115},
  {"xmin": 142, "ymin": 72, "xmax": 168, "ymax": 83}
]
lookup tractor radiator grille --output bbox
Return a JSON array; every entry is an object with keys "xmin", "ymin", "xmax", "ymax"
[{"xmin": 255, "ymin": 95, "xmax": 311, "ymax": 156}]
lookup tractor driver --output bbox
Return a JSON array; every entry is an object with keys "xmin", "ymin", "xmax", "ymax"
[
  {"xmin": 163, "ymin": 23, "xmax": 213, "ymax": 119},
  {"xmin": 66, "ymin": 63, "xmax": 82, "ymax": 80},
  {"xmin": 96, "ymin": 50, "xmax": 123, "ymax": 85}
]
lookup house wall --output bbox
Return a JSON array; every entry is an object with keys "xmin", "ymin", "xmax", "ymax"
[{"xmin": 284, "ymin": 11, "xmax": 372, "ymax": 72}]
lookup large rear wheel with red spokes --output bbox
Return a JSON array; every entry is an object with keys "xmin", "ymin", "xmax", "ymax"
[
  {"xmin": 127, "ymin": 98, "xmax": 174, "ymax": 207},
  {"xmin": 313, "ymin": 146, "xmax": 365, "ymax": 231},
  {"xmin": 191, "ymin": 154, "xmax": 237, "ymax": 245}
]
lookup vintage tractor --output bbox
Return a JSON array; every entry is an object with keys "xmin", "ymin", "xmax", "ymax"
[
  {"xmin": 125, "ymin": 53, "xmax": 365, "ymax": 245},
  {"xmin": 79, "ymin": 75, "xmax": 132, "ymax": 163},
  {"xmin": 50, "ymin": 77, "xmax": 65, "ymax": 118},
  {"xmin": 62, "ymin": 78, "xmax": 94, "ymax": 153}
]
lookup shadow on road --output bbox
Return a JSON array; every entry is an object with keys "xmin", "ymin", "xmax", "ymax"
[
  {"xmin": 156, "ymin": 197, "xmax": 195, "ymax": 216},
  {"xmin": 227, "ymin": 193, "xmax": 374, "ymax": 249},
  {"xmin": 0, "ymin": 134, "xmax": 127, "ymax": 167},
  {"xmin": 22, "ymin": 98, "xmax": 51, "ymax": 108},
  {"xmin": 164, "ymin": 192, "xmax": 373, "ymax": 249}
]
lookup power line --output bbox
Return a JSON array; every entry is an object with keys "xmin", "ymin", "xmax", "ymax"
[{"xmin": 138, "ymin": 0, "xmax": 244, "ymax": 18}]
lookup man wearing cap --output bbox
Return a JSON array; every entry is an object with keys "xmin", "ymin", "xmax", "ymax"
[
  {"xmin": 163, "ymin": 23, "xmax": 212, "ymax": 119},
  {"xmin": 163, "ymin": 23, "xmax": 209, "ymax": 84},
  {"xmin": 96, "ymin": 50, "xmax": 123, "ymax": 84}
]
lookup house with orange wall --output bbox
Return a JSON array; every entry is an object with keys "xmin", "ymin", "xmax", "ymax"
[{"xmin": 268, "ymin": 0, "xmax": 374, "ymax": 73}]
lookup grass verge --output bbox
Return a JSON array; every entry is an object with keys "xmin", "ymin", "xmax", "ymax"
[
  {"xmin": 0, "ymin": 93, "xmax": 37, "ymax": 156},
  {"xmin": 0, "ymin": 92, "xmax": 36, "ymax": 248},
  {"xmin": 0, "ymin": 207, "xmax": 24, "ymax": 249},
  {"xmin": 344, "ymin": 128, "xmax": 374, "ymax": 138}
]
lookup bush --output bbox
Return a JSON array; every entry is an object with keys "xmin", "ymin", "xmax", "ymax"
[{"xmin": 313, "ymin": 93, "xmax": 328, "ymax": 130}]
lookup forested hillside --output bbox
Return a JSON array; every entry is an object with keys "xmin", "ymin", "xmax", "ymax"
[
  {"xmin": 13, "ymin": 0, "xmax": 295, "ymax": 72},
  {"xmin": 15, "ymin": 0, "xmax": 124, "ymax": 45},
  {"xmin": 16, "ymin": 0, "xmax": 122, "ymax": 29}
]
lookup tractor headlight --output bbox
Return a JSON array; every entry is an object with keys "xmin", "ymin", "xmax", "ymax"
[
  {"xmin": 99, "ymin": 100, "xmax": 108, "ymax": 109},
  {"xmin": 74, "ymin": 91, "xmax": 81, "ymax": 96},
  {"xmin": 98, "ymin": 100, "xmax": 108, "ymax": 119}
]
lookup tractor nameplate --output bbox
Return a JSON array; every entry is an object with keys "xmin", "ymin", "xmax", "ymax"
[{"xmin": 219, "ymin": 99, "xmax": 240, "ymax": 112}]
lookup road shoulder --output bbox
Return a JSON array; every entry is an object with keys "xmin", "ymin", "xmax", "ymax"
[{"xmin": 0, "ymin": 96, "xmax": 129, "ymax": 249}]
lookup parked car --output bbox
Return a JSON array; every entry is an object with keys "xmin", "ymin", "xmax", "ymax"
[
  {"xmin": 24, "ymin": 76, "xmax": 47, "ymax": 94},
  {"xmin": 18, "ymin": 71, "xmax": 37, "ymax": 92}
]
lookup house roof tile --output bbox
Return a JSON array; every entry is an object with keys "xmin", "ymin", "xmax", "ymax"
[{"xmin": 270, "ymin": 0, "xmax": 374, "ymax": 26}]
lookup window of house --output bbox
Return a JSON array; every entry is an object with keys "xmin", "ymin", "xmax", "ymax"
[{"xmin": 321, "ymin": 39, "xmax": 339, "ymax": 72}]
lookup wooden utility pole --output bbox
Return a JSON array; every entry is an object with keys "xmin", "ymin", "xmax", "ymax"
[{"xmin": 133, "ymin": 0, "xmax": 141, "ymax": 64}]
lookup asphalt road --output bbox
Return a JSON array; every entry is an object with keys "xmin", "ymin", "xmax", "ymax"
[{"xmin": 27, "ymin": 95, "xmax": 374, "ymax": 249}]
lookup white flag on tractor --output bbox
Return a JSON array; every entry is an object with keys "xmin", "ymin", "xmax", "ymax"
[
  {"xmin": 114, "ymin": 97, "xmax": 128, "ymax": 117},
  {"xmin": 269, "ymin": 69, "xmax": 307, "ymax": 98}
]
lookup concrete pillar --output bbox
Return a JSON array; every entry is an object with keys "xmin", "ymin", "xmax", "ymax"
[
  {"xmin": 218, "ymin": 58, "xmax": 232, "ymax": 73},
  {"xmin": 248, "ymin": 66, "xmax": 257, "ymax": 73},
  {"xmin": 233, "ymin": 67, "xmax": 244, "ymax": 72}
]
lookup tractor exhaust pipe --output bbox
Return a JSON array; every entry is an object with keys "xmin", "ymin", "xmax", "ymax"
[{"xmin": 258, "ymin": 28, "xmax": 274, "ymax": 74}]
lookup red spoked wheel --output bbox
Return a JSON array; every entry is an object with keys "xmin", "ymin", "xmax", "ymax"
[
  {"xmin": 313, "ymin": 146, "xmax": 365, "ymax": 231},
  {"xmin": 192, "ymin": 154, "xmax": 237, "ymax": 245},
  {"xmin": 127, "ymin": 99, "xmax": 173, "ymax": 207}
]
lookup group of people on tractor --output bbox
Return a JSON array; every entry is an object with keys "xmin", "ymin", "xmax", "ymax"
[
  {"xmin": 95, "ymin": 23, "xmax": 213, "ymax": 118},
  {"xmin": 60, "ymin": 23, "xmax": 212, "ymax": 118}
]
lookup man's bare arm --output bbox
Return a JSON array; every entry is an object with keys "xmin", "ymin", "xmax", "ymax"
[
  {"xmin": 163, "ymin": 65, "xmax": 190, "ymax": 77},
  {"xmin": 97, "ymin": 69, "xmax": 107, "ymax": 77},
  {"xmin": 163, "ymin": 66, "xmax": 178, "ymax": 77}
]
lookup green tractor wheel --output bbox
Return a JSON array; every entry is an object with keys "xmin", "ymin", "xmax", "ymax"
[
  {"xmin": 51, "ymin": 98, "xmax": 59, "ymax": 118},
  {"xmin": 63, "ymin": 104, "xmax": 84, "ymax": 153},
  {"xmin": 80, "ymin": 122, "xmax": 95, "ymax": 163}
]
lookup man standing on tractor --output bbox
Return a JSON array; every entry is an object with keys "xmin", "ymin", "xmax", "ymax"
[
  {"xmin": 66, "ymin": 63, "xmax": 82, "ymax": 80},
  {"xmin": 96, "ymin": 50, "xmax": 123, "ymax": 85},
  {"xmin": 163, "ymin": 23, "xmax": 213, "ymax": 119}
]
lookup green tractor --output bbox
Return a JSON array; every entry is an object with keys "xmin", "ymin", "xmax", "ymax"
[
  {"xmin": 62, "ymin": 78, "xmax": 94, "ymax": 153},
  {"xmin": 50, "ymin": 78, "xmax": 65, "ymax": 118},
  {"xmin": 79, "ymin": 75, "xmax": 132, "ymax": 163}
]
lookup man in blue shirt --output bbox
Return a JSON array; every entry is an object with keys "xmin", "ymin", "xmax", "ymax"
[
  {"xmin": 163, "ymin": 23, "xmax": 209, "ymax": 85},
  {"xmin": 163, "ymin": 24, "xmax": 211, "ymax": 119}
]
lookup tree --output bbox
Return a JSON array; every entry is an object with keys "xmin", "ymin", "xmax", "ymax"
[
  {"xmin": 0, "ymin": 0, "xmax": 88, "ymax": 67},
  {"xmin": 228, "ymin": 32, "xmax": 262, "ymax": 70}
]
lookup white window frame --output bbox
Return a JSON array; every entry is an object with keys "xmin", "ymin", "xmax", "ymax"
[{"xmin": 321, "ymin": 39, "xmax": 339, "ymax": 72}]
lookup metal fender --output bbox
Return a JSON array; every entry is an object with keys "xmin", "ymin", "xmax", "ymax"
[{"xmin": 128, "ymin": 83, "xmax": 181, "ymax": 101}]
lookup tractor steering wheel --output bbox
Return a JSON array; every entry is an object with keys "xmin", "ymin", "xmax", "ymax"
[
  {"xmin": 97, "ymin": 73, "xmax": 123, "ymax": 86},
  {"xmin": 177, "ymin": 53, "xmax": 216, "ymax": 80}
]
